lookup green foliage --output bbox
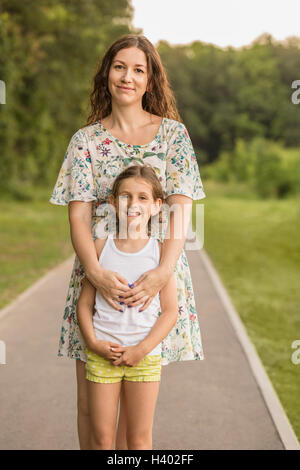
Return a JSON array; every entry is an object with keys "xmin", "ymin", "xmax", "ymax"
[
  {"xmin": 0, "ymin": 0, "xmax": 135, "ymax": 193},
  {"xmin": 208, "ymin": 137, "xmax": 300, "ymax": 199},
  {"xmin": 1, "ymin": 5, "xmax": 300, "ymax": 200}
]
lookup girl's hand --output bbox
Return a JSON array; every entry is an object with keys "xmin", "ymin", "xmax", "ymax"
[
  {"xmin": 89, "ymin": 340, "xmax": 124, "ymax": 362},
  {"xmin": 120, "ymin": 266, "xmax": 172, "ymax": 312},
  {"xmin": 90, "ymin": 268, "xmax": 132, "ymax": 312},
  {"xmin": 109, "ymin": 345, "xmax": 145, "ymax": 367}
]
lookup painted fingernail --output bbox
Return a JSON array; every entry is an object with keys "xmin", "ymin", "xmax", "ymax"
[
  {"xmin": 119, "ymin": 296, "xmax": 123, "ymax": 298},
  {"xmin": 138, "ymin": 309, "xmax": 143, "ymax": 312},
  {"xmin": 119, "ymin": 309, "xmax": 123, "ymax": 312},
  {"xmin": 128, "ymin": 283, "xmax": 134, "ymax": 288},
  {"xmin": 128, "ymin": 305, "xmax": 132, "ymax": 308},
  {"xmin": 120, "ymin": 301, "xmax": 124, "ymax": 304}
]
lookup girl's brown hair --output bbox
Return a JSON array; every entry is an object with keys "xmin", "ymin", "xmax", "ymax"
[
  {"xmin": 110, "ymin": 164, "xmax": 164, "ymax": 235},
  {"xmin": 86, "ymin": 34, "xmax": 181, "ymax": 125}
]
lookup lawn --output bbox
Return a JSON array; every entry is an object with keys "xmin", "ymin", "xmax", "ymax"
[
  {"xmin": 195, "ymin": 179, "xmax": 300, "ymax": 442},
  {"xmin": 0, "ymin": 188, "xmax": 73, "ymax": 309}
]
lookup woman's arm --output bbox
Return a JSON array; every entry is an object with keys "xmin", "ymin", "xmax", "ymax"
[
  {"xmin": 120, "ymin": 194, "xmax": 193, "ymax": 309},
  {"xmin": 159, "ymin": 194, "xmax": 193, "ymax": 277},
  {"xmin": 68, "ymin": 201, "xmax": 100, "ymax": 282},
  {"xmin": 68, "ymin": 201, "xmax": 131, "ymax": 310}
]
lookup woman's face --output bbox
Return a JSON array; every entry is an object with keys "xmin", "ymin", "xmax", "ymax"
[{"xmin": 108, "ymin": 47, "xmax": 150, "ymax": 106}]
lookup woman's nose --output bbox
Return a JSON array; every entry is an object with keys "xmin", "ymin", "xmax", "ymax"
[{"xmin": 122, "ymin": 68, "xmax": 133, "ymax": 82}]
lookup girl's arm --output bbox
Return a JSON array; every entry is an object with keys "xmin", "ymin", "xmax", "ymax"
[
  {"xmin": 137, "ymin": 242, "xmax": 179, "ymax": 356},
  {"xmin": 138, "ymin": 272, "xmax": 178, "ymax": 356},
  {"xmin": 77, "ymin": 237, "xmax": 106, "ymax": 350},
  {"xmin": 69, "ymin": 201, "xmax": 130, "ymax": 310},
  {"xmin": 77, "ymin": 276, "xmax": 97, "ymax": 350}
]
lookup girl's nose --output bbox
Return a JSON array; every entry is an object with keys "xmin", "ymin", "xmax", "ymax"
[{"xmin": 128, "ymin": 204, "xmax": 139, "ymax": 211}]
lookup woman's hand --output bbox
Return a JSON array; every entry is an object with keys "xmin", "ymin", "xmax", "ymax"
[
  {"xmin": 120, "ymin": 266, "xmax": 172, "ymax": 311},
  {"xmin": 88, "ymin": 268, "xmax": 132, "ymax": 312}
]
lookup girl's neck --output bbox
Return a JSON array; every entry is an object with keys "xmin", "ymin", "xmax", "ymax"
[{"xmin": 114, "ymin": 232, "xmax": 150, "ymax": 253}]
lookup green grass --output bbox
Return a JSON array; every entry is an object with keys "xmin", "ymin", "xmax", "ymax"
[
  {"xmin": 0, "ymin": 188, "xmax": 73, "ymax": 309},
  {"xmin": 195, "ymin": 179, "xmax": 300, "ymax": 442}
]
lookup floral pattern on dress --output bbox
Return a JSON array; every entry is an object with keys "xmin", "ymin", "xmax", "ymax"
[{"xmin": 50, "ymin": 117, "xmax": 206, "ymax": 365}]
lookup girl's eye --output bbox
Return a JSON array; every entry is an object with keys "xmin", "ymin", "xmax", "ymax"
[
  {"xmin": 136, "ymin": 69, "xmax": 144, "ymax": 73},
  {"xmin": 140, "ymin": 196, "xmax": 147, "ymax": 200}
]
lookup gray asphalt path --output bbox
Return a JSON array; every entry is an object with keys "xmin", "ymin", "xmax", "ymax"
[{"xmin": 0, "ymin": 251, "xmax": 286, "ymax": 450}]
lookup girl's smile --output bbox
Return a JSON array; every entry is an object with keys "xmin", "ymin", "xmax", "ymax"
[{"xmin": 110, "ymin": 176, "xmax": 162, "ymax": 238}]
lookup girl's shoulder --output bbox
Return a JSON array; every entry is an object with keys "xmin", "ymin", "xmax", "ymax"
[
  {"xmin": 94, "ymin": 236, "xmax": 109, "ymax": 259},
  {"xmin": 157, "ymin": 240, "xmax": 163, "ymax": 260}
]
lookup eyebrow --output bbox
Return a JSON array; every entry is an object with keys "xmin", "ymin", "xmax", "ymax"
[
  {"xmin": 119, "ymin": 190, "xmax": 150, "ymax": 196},
  {"xmin": 113, "ymin": 59, "xmax": 146, "ymax": 68}
]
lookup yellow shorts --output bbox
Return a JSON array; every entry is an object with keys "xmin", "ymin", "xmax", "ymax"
[{"xmin": 85, "ymin": 348, "xmax": 162, "ymax": 384}]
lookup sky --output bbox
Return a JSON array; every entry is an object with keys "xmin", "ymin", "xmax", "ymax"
[{"xmin": 131, "ymin": 0, "xmax": 300, "ymax": 48}]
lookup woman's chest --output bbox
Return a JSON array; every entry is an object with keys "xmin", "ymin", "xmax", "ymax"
[{"xmin": 89, "ymin": 138, "xmax": 169, "ymax": 201}]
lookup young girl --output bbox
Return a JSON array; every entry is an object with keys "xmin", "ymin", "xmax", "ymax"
[{"xmin": 77, "ymin": 164, "xmax": 178, "ymax": 450}]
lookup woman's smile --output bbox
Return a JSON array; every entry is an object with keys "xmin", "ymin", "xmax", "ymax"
[{"xmin": 117, "ymin": 86, "xmax": 134, "ymax": 92}]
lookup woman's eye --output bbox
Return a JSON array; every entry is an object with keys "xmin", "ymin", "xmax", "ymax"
[{"xmin": 114, "ymin": 65, "xmax": 143, "ymax": 73}]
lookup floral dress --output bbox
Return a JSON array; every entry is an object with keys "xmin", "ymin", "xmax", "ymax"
[{"xmin": 49, "ymin": 117, "xmax": 206, "ymax": 366}]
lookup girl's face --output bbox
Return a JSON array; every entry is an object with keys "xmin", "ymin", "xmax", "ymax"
[
  {"xmin": 108, "ymin": 47, "xmax": 150, "ymax": 105},
  {"xmin": 110, "ymin": 177, "xmax": 162, "ymax": 235}
]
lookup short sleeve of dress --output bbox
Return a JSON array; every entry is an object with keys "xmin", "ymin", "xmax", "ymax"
[
  {"xmin": 49, "ymin": 129, "xmax": 97, "ymax": 205},
  {"xmin": 165, "ymin": 122, "xmax": 206, "ymax": 200}
]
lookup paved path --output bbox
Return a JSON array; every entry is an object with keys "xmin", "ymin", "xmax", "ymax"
[{"xmin": 0, "ymin": 249, "xmax": 298, "ymax": 450}]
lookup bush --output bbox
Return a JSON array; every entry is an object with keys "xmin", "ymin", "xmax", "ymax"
[{"xmin": 207, "ymin": 137, "xmax": 300, "ymax": 199}]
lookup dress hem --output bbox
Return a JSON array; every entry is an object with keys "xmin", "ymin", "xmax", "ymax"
[{"xmin": 57, "ymin": 350, "xmax": 205, "ymax": 365}]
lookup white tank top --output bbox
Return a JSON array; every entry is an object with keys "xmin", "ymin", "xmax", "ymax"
[{"xmin": 92, "ymin": 233, "xmax": 162, "ymax": 356}]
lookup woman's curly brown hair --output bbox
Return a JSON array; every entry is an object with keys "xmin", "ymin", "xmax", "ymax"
[{"xmin": 86, "ymin": 34, "xmax": 182, "ymax": 125}]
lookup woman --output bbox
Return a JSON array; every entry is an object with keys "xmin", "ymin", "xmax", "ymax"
[{"xmin": 50, "ymin": 34, "xmax": 206, "ymax": 450}]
